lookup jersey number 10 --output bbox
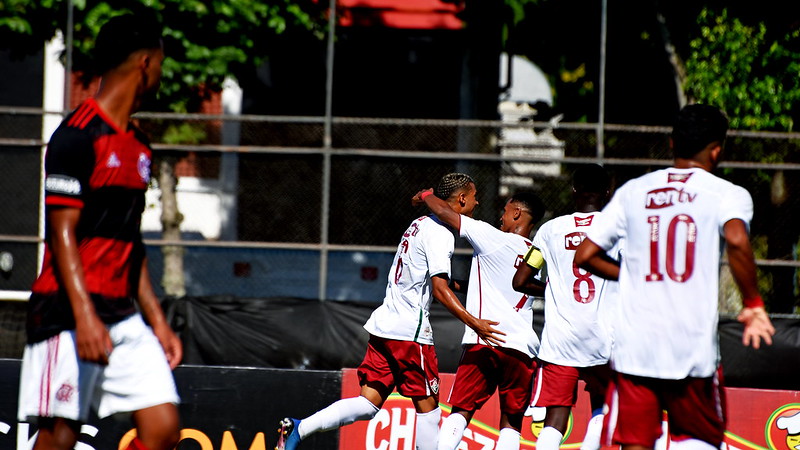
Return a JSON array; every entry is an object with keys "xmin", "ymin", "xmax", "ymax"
[{"xmin": 646, "ymin": 214, "xmax": 697, "ymax": 283}]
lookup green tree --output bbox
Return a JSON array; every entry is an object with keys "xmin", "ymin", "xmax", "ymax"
[{"xmin": 2, "ymin": 0, "xmax": 326, "ymax": 112}]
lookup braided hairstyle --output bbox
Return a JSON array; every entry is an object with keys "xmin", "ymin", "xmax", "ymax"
[{"xmin": 434, "ymin": 173, "xmax": 475, "ymax": 200}]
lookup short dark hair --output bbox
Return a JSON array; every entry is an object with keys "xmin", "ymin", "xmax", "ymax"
[
  {"xmin": 434, "ymin": 173, "xmax": 475, "ymax": 200},
  {"xmin": 509, "ymin": 191, "xmax": 545, "ymax": 224},
  {"xmin": 572, "ymin": 164, "xmax": 610, "ymax": 195},
  {"xmin": 93, "ymin": 13, "xmax": 163, "ymax": 75},
  {"xmin": 671, "ymin": 104, "xmax": 729, "ymax": 159}
]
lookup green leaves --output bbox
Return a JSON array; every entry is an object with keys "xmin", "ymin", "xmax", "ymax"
[
  {"xmin": 686, "ymin": 8, "xmax": 800, "ymax": 132},
  {"xmin": 2, "ymin": 0, "xmax": 325, "ymax": 112}
]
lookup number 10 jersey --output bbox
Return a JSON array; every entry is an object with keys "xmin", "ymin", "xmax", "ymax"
[{"xmin": 586, "ymin": 167, "xmax": 753, "ymax": 379}]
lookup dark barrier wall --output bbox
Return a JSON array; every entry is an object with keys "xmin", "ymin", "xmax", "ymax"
[
  {"xmin": 164, "ymin": 296, "xmax": 800, "ymax": 391},
  {"xmin": 0, "ymin": 360, "xmax": 341, "ymax": 450}
]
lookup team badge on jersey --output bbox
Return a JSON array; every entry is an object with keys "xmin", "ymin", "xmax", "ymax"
[
  {"xmin": 56, "ymin": 383, "xmax": 76, "ymax": 402},
  {"xmin": 137, "ymin": 153, "xmax": 151, "ymax": 183},
  {"xmin": 429, "ymin": 377, "xmax": 440, "ymax": 395}
]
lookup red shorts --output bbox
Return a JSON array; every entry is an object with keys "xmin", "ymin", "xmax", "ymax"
[
  {"xmin": 446, "ymin": 344, "xmax": 536, "ymax": 415},
  {"xmin": 531, "ymin": 362, "xmax": 611, "ymax": 408},
  {"xmin": 357, "ymin": 335, "xmax": 440, "ymax": 399},
  {"xmin": 602, "ymin": 369, "xmax": 727, "ymax": 448}
]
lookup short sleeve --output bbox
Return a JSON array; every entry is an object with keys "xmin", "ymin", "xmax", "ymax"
[
  {"xmin": 459, "ymin": 215, "xmax": 505, "ymax": 254},
  {"xmin": 44, "ymin": 126, "xmax": 95, "ymax": 208},
  {"xmin": 424, "ymin": 224, "xmax": 454, "ymax": 279},
  {"xmin": 719, "ymin": 184, "xmax": 754, "ymax": 234}
]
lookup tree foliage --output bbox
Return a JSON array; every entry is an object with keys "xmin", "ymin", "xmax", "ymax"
[
  {"xmin": 1, "ymin": 0, "xmax": 327, "ymax": 112},
  {"xmin": 685, "ymin": 8, "xmax": 800, "ymax": 132}
]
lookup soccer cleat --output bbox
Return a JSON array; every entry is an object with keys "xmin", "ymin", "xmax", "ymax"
[{"xmin": 275, "ymin": 417, "xmax": 301, "ymax": 450}]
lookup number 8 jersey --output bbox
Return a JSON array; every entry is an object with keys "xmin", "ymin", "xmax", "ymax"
[
  {"xmin": 586, "ymin": 167, "xmax": 753, "ymax": 379},
  {"xmin": 532, "ymin": 211, "xmax": 617, "ymax": 367}
]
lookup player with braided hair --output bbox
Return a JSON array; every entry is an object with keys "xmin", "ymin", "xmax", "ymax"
[
  {"xmin": 434, "ymin": 172, "xmax": 476, "ymax": 201},
  {"xmin": 275, "ymin": 173, "xmax": 504, "ymax": 450}
]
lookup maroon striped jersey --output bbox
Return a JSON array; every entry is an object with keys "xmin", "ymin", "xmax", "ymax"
[{"xmin": 28, "ymin": 98, "xmax": 153, "ymax": 343}]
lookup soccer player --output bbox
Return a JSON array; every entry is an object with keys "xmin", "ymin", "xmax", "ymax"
[
  {"xmin": 275, "ymin": 173, "xmax": 505, "ymax": 450},
  {"xmin": 412, "ymin": 187, "xmax": 545, "ymax": 450},
  {"xmin": 17, "ymin": 14, "xmax": 181, "ymax": 450},
  {"xmin": 511, "ymin": 164, "xmax": 615, "ymax": 450},
  {"xmin": 574, "ymin": 104, "xmax": 776, "ymax": 450}
]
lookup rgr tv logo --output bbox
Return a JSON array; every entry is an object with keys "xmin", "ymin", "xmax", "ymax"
[
  {"xmin": 645, "ymin": 187, "xmax": 697, "ymax": 209},
  {"xmin": 564, "ymin": 232, "xmax": 587, "ymax": 250}
]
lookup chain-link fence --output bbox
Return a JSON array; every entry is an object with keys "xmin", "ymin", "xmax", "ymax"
[{"xmin": 3, "ymin": 107, "xmax": 800, "ymax": 312}]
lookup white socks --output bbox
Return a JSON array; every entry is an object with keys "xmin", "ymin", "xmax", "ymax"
[
  {"xmin": 416, "ymin": 407, "xmax": 442, "ymax": 450},
  {"xmin": 298, "ymin": 395, "xmax": 379, "ymax": 439},
  {"xmin": 497, "ymin": 427, "xmax": 521, "ymax": 450},
  {"xmin": 580, "ymin": 414, "xmax": 604, "ymax": 450},
  {"xmin": 536, "ymin": 426, "xmax": 564, "ymax": 450},
  {"xmin": 437, "ymin": 412, "xmax": 467, "ymax": 450}
]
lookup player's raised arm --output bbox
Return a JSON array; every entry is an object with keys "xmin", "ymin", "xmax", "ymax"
[
  {"xmin": 412, "ymin": 188, "xmax": 462, "ymax": 231},
  {"xmin": 431, "ymin": 274, "xmax": 506, "ymax": 346},
  {"xmin": 723, "ymin": 219, "xmax": 775, "ymax": 349},
  {"xmin": 574, "ymin": 238, "xmax": 620, "ymax": 281}
]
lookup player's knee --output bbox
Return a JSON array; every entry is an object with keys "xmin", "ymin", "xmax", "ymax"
[{"xmin": 135, "ymin": 405, "xmax": 181, "ymax": 450}]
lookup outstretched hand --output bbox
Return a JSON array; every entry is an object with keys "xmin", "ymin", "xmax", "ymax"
[
  {"xmin": 412, "ymin": 188, "xmax": 434, "ymax": 206},
  {"xmin": 737, "ymin": 306, "xmax": 775, "ymax": 349},
  {"xmin": 472, "ymin": 318, "xmax": 507, "ymax": 347}
]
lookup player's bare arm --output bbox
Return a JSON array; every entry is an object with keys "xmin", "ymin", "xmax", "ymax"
[
  {"xmin": 49, "ymin": 207, "xmax": 113, "ymax": 365},
  {"xmin": 723, "ymin": 219, "xmax": 776, "ymax": 349},
  {"xmin": 138, "ymin": 258, "xmax": 183, "ymax": 368},
  {"xmin": 512, "ymin": 263, "xmax": 545, "ymax": 297},
  {"xmin": 431, "ymin": 274, "xmax": 506, "ymax": 346},
  {"xmin": 574, "ymin": 238, "xmax": 620, "ymax": 281},
  {"xmin": 412, "ymin": 188, "xmax": 462, "ymax": 231}
]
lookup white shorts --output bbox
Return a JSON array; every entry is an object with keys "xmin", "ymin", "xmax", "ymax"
[{"xmin": 17, "ymin": 313, "xmax": 180, "ymax": 422}]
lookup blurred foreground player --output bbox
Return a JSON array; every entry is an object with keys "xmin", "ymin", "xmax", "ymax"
[
  {"xmin": 275, "ymin": 173, "xmax": 505, "ymax": 450},
  {"xmin": 575, "ymin": 104, "xmax": 775, "ymax": 450},
  {"xmin": 17, "ymin": 14, "xmax": 181, "ymax": 450}
]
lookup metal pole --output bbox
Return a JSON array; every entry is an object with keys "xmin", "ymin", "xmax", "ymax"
[
  {"xmin": 597, "ymin": 0, "xmax": 607, "ymax": 162},
  {"xmin": 318, "ymin": 0, "xmax": 336, "ymax": 300}
]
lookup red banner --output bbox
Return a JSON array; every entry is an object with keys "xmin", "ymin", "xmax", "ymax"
[{"xmin": 339, "ymin": 369, "xmax": 800, "ymax": 450}]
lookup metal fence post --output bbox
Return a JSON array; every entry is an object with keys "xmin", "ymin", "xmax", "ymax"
[{"xmin": 319, "ymin": 0, "xmax": 337, "ymax": 301}]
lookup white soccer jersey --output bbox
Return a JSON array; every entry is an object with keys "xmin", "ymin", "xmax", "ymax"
[
  {"xmin": 586, "ymin": 167, "xmax": 753, "ymax": 379},
  {"xmin": 533, "ymin": 212, "xmax": 617, "ymax": 367},
  {"xmin": 458, "ymin": 215, "xmax": 540, "ymax": 358},
  {"xmin": 364, "ymin": 215, "xmax": 455, "ymax": 345}
]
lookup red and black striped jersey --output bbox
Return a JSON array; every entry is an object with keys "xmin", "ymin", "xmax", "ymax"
[{"xmin": 28, "ymin": 98, "xmax": 153, "ymax": 343}]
